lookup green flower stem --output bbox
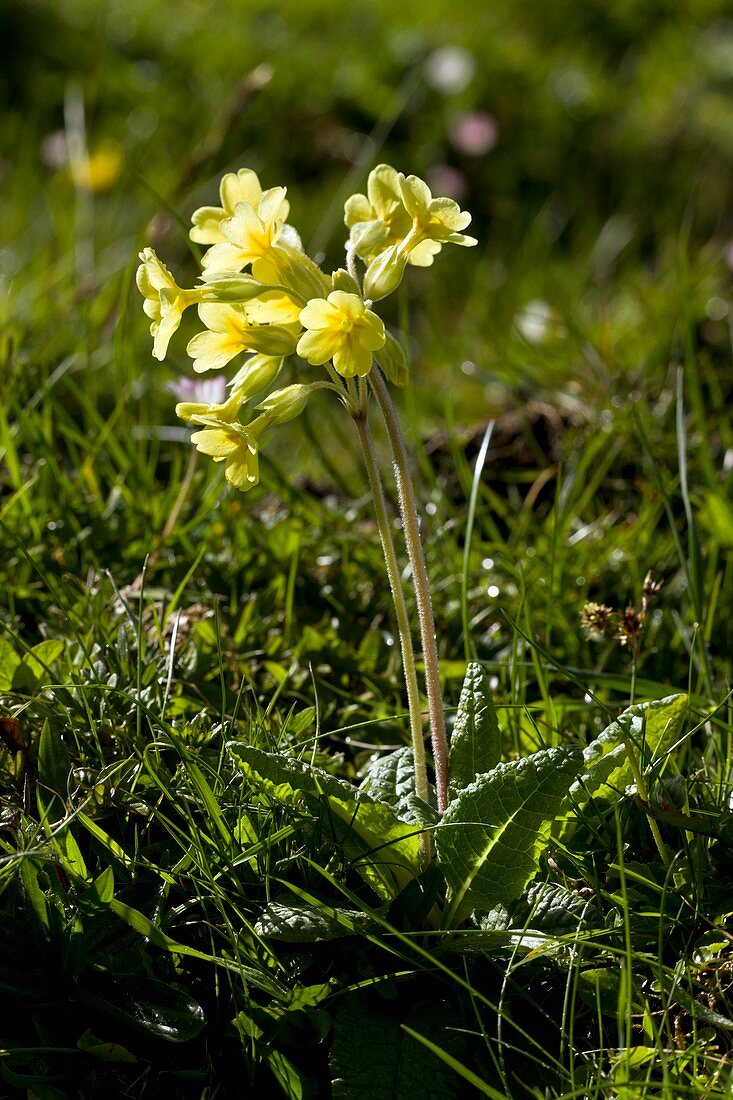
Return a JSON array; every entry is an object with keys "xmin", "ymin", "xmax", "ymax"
[
  {"xmin": 623, "ymin": 737, "xmax": 672, "ymax": 870},
  {"xmin": 353, "ymin": 408, "xmax": 433, "ymax": 866},
  {"xmin": 369, "ymin": 366, "xmax": 449, "ymax": 812}
]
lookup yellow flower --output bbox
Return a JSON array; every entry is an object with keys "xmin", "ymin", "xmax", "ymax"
[
  {"xmin": 397, "ymin": 174, "xmax": 477, "ymax": 264},
  {"xmin": 186, "ymin": 304, "xmax": 300, "ymax": 373},
  {"xmin": 136, "ymin": 248, "xmax": 202, "ymax": 360},
  {"xmin": 344, "ymin": 164, "xmax": 412, "ymax": 263},
  {"xmin": 201, "ymin": 188, "xmax": 295, "ymax": 274},
  {"xmin": 297, "ymin": 291, "xmax": 385, "ymax": 379},
  {"xmin": 345, "ymin": 166, "xmax": 476, "ymax": 299},
  {"xmin": 189, "ymin": 417, "xmax": 261, "ymax": 492},
  {"xmin": 186, "ymin": 304, "xmax": 253, "ymax": 374},
  {"xmin": 190, "ymin": 168, "xmax": 273, "ymax": 245}
]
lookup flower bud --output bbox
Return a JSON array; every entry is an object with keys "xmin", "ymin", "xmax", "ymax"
[
  {"xmin": 374, "ymin": 330, "xmax": 409, "ymax": 387},
  {"xmin": 198, "ymin": 272, "xmax": 271, "ymax": 302},
  {"xmin": 363, "ymin": 245, "xmax": 408, "ymax": 302},
  {"xmin": 229, "ymin": 354, "xmax": 283, "ymax": 401},
  {"xmin": 245, "ymin": 324, "xmax": 300, "ymax": 357},
  {"xmin": 256, "ymin": 383, "xmax": 312, "ymax": 425},
  {"xmin": 330, "ymin": 268, "xmax": 361, "ymax": 296}
]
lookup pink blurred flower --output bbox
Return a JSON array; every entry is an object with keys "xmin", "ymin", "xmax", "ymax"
[
  {"xmin": 167, "ymin": 375, "xmax": 227, "ymax": 404},
  {"xmin": 724, "ymin": 240, "xmax": 733, "ymax": 271},
  {"xmin": 425, "ymin": 164, "xmax": 467, "ymax": 203},
  {"xmin": 450, "ymin": 111, "xmax": 498, "ymax": 156}
]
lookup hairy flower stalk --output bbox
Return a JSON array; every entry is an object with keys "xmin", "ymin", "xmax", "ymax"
[
  {"xmin": 369, "ymin": 367, "xmax": 449, "ymax": 811},
  {"xmin": 136, "ymin": 162, "xmax": 476, "ymax": 839},
  {"xmin": 353, "ymin": 403, "xmax": 432, "ymax": 865}
]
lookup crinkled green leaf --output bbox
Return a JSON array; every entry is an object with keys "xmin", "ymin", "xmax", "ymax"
[
  {"xmin": 571, "ymin": 694, "xmax": 688, "ymax": 804},
  {"xmin": 437, "ymin": 746, "xmax": 582, "ymax": 925},
  {"xmin": 256, "ymin": 896, "xmax": 377, "ymax": 942},
  {"xmin": 229, "ymin": 744, "xmax": 421, "ymax": 898},
  {"xmin": 511, "ymin": 880, "xmax": 601, "ymax": 932},
  {"xmin": 79, "ymin": 975, "xmax": 206, "ymax": 1043},
  {"xmin": 361, "ymin": 747, "xmax": 438, "ymax": 825},
  {"xmin": 448, "ymin": 662, "xmax": 501, "ymax": 799},
  {"xmin": 330, "ymin": 995, "xmax": 466, "ymax": 1099}
]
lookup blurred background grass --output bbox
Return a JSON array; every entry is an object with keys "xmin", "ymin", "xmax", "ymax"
[
  {"xmin": 1, "ymin": 0, "xmax": 732, "ymax": 712},
  {"xmin": 3, "ymin": 0, "xmax": 731, "ymax": 395}
]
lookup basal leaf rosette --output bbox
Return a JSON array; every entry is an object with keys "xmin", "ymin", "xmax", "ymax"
[{"xmin": 297, "ymin": 291, "xmax": 385, "ymax": 379}]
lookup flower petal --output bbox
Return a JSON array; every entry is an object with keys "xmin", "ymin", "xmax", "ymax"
[
  {"xmin": 220, "ymin": 168, "xmax": 262, "ymax": 214},
  {"xmin": 299, "ymin": 297, "xmax": 342, "ymax": 330},
  {"xmin": 428, "ymin": 196, "xmax": 472, "ymax": 231},
  {"xmin": 187, "ymin": 329, "xmax": 246, "ymax": 374},
  {"xmin": 296, "ymin": 327, "xmax": 342, "ymax": 365},
  {"xmin": 367, "ymin": 164, "xmax": 402, "ymax": 213},
  {"xmin": 357, "ymin": 311, "xmax": 386, "ymax": 350},
  {"xmin": 190, "ymin": 206, "xmax": 226, "ymax": 245},
  {"xmin": 225, "ymin": 440, "xmax": 259, "ymax": 490},
  {"xmin": 408, "ymin": 239, "xmax": 442, "ymax": 267},
  {"xmin": 246, "ymin": 290, "xmax": 301, "ymax": 324},
  {"xmin": 344, "ymin": 193, "xmax": 372, "ymax": 228},
  {"xmin": 399, "ymin": 174, "xmax": 432, "ymax": 218},
  {"xmin": 201, "ymin": 241, "xmax": 250, "ymax": 273},
  {"xmin": 257, "ymin": 185, "xmax": 288, "ymax": 226},
  {"xmin": 190, "ymin": 428, "xmax": 236, "ymax": 458},
  {"xmin": 333, "ymin": 338, "xmax": 373, "ymax": 378}
]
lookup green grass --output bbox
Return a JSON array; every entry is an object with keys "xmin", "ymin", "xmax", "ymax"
[{"xmin": 2, "ymin": 0, "xmax": 733, "ymax": 1096}]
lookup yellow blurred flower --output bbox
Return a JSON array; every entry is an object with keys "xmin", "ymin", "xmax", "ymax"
[
  {"xmin": 70, "ymin": 141, "xmax": 123, "ymax": 193},
  {"xmin": 297, "ymin": 291, "xmax": 385, "ymax": 378}
]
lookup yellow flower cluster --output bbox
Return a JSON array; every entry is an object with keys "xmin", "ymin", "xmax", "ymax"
[{"xmin": 137, "ymin": 165, "xmax": 476, "ymax": 490}]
